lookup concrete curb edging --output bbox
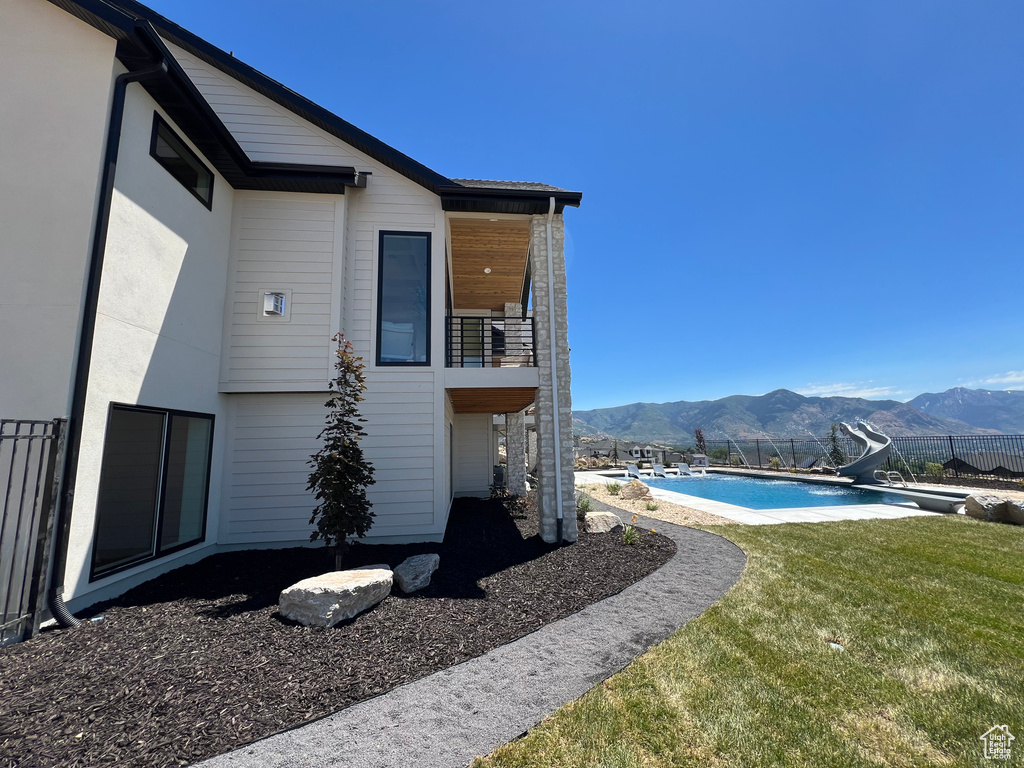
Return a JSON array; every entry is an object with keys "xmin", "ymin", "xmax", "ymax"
[{"xmin": 197, "ymin": 502, "xmax": 746, "ymax": 768}]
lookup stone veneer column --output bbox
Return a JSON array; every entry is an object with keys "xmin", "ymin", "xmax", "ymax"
[
  {"xmin": 505, "ymin": 409, "xmax": 528, "ymax": 495},
  {"xmin": 503, "ymin": 302, "xmax": 524, "ymax": 361},
  {"xmin": 527, "ymin": 428, "xmax": 539, "ymax": 474},
  {"xmin": 530, "ymin": 213, "xmax": 577, "ymax": 543}
]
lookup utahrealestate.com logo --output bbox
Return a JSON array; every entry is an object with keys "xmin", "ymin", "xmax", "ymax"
[{"xmin": 980, "ymin": 725, "xmax": 1015, "ymax": 760}]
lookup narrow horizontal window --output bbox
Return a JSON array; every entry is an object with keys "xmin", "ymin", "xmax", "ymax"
[
  {"xmin": 92, "ymin": 405, "xmax": 213, "ymax": 579},
  {"xmin": 149, "ymin": 113, "xmax": 214, "ymax": 208}
]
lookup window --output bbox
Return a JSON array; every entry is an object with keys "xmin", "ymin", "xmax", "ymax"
[
  {"xmin": 91, "ymin": 405, "xmax": 213, "ymax": 579},
  {"xmin": 149, "ymin": 113, "xmax": 214, "ymax": 208},
  {"xmin": 376, "ymin": 231, "xmax": 430, "ymax": 365}
]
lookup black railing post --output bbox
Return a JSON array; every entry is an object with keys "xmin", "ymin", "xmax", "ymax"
[
  {"xmin": 445, "ymin": 316, "xmax": 451, "ymax": 367},
  {"xmin": 948, "ymin": 435, "xmax": 959, "ymax": 478},
  {"xmin": 790, "ymin": 439, "xmax": 797, "ymax": 468}
]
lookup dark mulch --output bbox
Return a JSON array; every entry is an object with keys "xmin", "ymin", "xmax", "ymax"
[{"xmin": 0, "ymin": 498, "xmax": 673, "ymax": 768}]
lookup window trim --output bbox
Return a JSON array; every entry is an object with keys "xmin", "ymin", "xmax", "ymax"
[
  {"xmin": 89, "ymin": 403, "xmax": 215, "ymax": 581},
  {"xmin": 149, "ymin": 113, "xmax": 214, "ymax": 210},
  {"xmin": 375, "ymin": 230, "xmax": 432, "ymax": 367}
]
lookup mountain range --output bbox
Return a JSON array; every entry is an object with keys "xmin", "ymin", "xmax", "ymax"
[{"xmin": 572, "ymin": 387, "xmax": 1024, "ymax": 445}]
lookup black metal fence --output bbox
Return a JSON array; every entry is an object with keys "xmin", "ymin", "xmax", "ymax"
[
  {"xmin": 703, "ymin": 434, "xmax": 1024, "ymax": 481},
  {"xmin": 1, "ymin": 419, "xmax": 66, "ymax": 646},
  {"xmin": 446, "ymin": 315, "xmax": 535, "ymax": 368}
]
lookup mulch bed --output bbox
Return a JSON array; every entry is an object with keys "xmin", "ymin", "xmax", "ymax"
[{"xmin": 0, "ymin": 497, "xmax": 674, "ymax": 768}]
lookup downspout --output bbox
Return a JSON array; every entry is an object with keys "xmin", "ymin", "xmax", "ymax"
[
  {"xmin": 544, "ymin": 197, "xmax": 564, "ymax": 543},
  {"xmin": 48, "ymin": 60, "xmax": 168, "ymax": 628}
]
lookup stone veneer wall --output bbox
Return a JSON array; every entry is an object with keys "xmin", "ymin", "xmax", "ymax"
[
  {"xmin": 529, "ymin": 214, "xmax": 577, "ymax": 543},
  {"xmin": 527, "ymin": 429, "xmax": 538, "ymax": 474},
  {"xmin": 505, "ymin": 409, "xmax": 527, "ymax": 495}
]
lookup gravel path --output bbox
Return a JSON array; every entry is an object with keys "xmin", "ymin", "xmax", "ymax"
[{"xmin": 198, "ymin": 503, "xmax": 745, "ymax": 768}]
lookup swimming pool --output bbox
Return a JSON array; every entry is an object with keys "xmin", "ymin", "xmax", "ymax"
[{"xmin": 644, "ymin": 474, "xmax": 907, "ymax": 509}]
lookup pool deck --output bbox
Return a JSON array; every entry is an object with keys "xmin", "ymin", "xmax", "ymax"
[{"xmin": 574, "ymin": 469, "xmax": 940, "ymax": 525}]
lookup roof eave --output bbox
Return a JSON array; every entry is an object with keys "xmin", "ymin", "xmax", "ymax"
[{"xmin": 440, "ymin": 186, "xmax": 582, "ymax": 215}]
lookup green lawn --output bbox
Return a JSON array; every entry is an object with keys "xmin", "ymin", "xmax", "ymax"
[{"xmin": 473, "ymin": 516, "xmax": 1024, "ymax": 768}]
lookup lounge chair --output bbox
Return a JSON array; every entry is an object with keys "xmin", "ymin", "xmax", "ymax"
[
  {"xmin": 675, "ymin": 463, "xmax": 693, "ymax": 476},
  {"xmin": 626, "ymin": 463, "xmax": 641, "ymax": 479},
  {"xmin": 653, "ymin": 463, "xmax": 667, "ymax": 478}
]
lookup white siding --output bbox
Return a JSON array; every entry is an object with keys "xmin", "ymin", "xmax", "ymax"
[
  {"xmin": 453, "ymin": 414, "xmax": 492, "ymax": 497},
  {"xmin": 163, "ymin": 40, "xmax": 444, "ymax": 366},
  {"xmin": 444, "ymin": 393, "xmax": 454, "ymax": 506},
  {"xmin": 223, "ymin": 376, "xmax": 438, "ymax": 545},
  {"xmin": 220, "ymin": 193, "xmax": 343, "ymax": 391},
  {"xmin": 165, "ymin": 41, "xmax": 365, "ymax": 168}
]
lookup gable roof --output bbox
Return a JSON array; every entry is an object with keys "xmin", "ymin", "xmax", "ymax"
[{"xmin": 47, "ymin": 0, "xmax": 582, "ymax": 213}]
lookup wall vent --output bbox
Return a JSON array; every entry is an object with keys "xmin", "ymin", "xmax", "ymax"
[{"xmin": 263, "ymin": 292, "xmax": 286, "ymax": 316}]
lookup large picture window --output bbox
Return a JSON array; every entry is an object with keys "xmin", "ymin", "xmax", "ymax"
[
  {"xmin": 91, "ymin": 405, "xmax": 213, "ymax": 579},
  {"xmin": 376, "ymin": 231, "xmax": 431, "ymax": 365}
]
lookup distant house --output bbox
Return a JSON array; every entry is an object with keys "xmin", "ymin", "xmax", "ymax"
[
  {"xmin": 943, "ymin": 452, "xmax": 1024, "ymax": 478},
  {"xmin": 1, "ymin": 0, "xmax": 581, "ymax": 616}
]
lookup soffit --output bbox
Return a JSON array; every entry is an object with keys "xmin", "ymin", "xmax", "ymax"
[
  {"xmin": 447, "ymin": 387, "xmax": 537, "ymax": 414},
  {"xmin": 449, "ymin": 219, "xmax": 531, "ymax": 311}
]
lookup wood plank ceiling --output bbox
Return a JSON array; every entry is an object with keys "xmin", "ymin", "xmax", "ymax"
[
  {"xmin": 448, "ymin": 387, "xmax": 537, "ymax": 414},
  {"xmin": 449, "ymin": 218, "xmax": 531, "ymax": 311}
]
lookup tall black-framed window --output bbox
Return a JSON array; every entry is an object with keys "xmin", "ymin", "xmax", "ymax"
[
  {"xmin": 91, "ymin": 404, "xmax": 214, "ymax": 580},
  {"xmin": 376, "ymin": 231, "xmax": 431, "ymax": 366},
  {"xmin": 149, "ymin": 113, "xmax": 214, "ymax": 209}
]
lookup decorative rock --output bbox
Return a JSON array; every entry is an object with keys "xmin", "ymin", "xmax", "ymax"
[
  {"xmin": 1006, "ymin": 500, "xmax": 1024, "ymax": 526},
  {"xmin": 279, "ymin": 568, "xmax": 392, "ymax": 627},
  {"xmin": 965, "ymin": 494, "xmax": 1012, "ymax": 523},
  {"xmin": 619, "ymin": 480, "xmax": 651, "ymax": 501},
  {"xmin": 584, "ymin": 510, "xmax": 624, "ymax": 534},
  {"xmin": 394, "ymin": 554, "xmax": 440, "ymax": 594}
]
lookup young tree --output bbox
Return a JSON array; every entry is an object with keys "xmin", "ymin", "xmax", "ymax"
[
  {"xmin": 694, "ymin": 427, "xmax": 707, "ymax": 455},
  {"xmin": 826, "ymin": 423, "xmax": 847, "ymax": 469},
  {"xmin": 307, "ymin": 334, "xmax": 376, "ymax": 568},
  {"xmin": 610, "ymin": 439, "xmax": 620, "ymax": 465}
]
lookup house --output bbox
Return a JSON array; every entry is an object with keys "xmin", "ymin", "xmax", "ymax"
[
  {"xmin": 942, "ymin": 451, "xmax": 1024, "ymax": 479},
  {"xmin": 0, "ymin": 0, "xmax": 580, "ymax": 619}
]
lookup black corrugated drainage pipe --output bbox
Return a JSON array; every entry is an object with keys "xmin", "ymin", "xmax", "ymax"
[{"xmin": 48, "ymin": 60, "xmax": 168, "ymax": 628}]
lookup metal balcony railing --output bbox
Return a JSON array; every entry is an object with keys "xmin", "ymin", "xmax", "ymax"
[{"xmin": 446, "ymin": 316, "xmax": 536, "ymax": 368}]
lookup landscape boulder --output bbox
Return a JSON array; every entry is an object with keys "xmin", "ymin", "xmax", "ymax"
[
  {"xmin": 1007, "ymin": 500, "xmax": 1024, "ymax": 526},
  {"xmin": 619, "ymin": 480, "xmax": 651, "ymax": 501},
  {"xmin": 279, "ymin": 567, "xmax": 392, "ymax": 627},
  {"xmin": 394, "ymin": 554, "xmax": 440, "ymax": 594},
  {"xmin": 583, "ymin": 510, "xmax": 623, "ymax": 534},
  {"xmin": 964, "ymin": 495, "xmax": 1024, "ymax": 525}
]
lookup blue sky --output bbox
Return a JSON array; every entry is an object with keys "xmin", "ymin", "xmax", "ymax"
[{"xmin": 145, "ymin": 0, "xmax": 1024, "ymax": 410}]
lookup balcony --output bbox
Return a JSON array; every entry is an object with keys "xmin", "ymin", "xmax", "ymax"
[
  {"xmin": 444, "ymin": 315, "xmax": 537, "ymax": 413},
  {"xmin": 445, "ymin": 316, "xmax": 535, "ymax": 368}
]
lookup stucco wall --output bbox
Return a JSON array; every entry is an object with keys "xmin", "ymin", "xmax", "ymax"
[
  {"xmin": 65, "ymin": 83, "xmax": 235, "ymax": 608},
  {"xmin": 0, "ymin": 0, "xmax": 116, "ymax": 420}
]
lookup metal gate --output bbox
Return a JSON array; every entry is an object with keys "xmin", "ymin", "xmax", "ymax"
[{"xmin": 0, "ymin": 419, "xmax": 66, "ymax": 646}]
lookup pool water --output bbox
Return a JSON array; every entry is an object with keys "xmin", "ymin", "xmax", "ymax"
[{"xmin": 644, "ymin": 474, "xmax": 907, "ymax": 509}]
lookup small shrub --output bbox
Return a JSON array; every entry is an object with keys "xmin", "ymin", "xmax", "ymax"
[
  {"xmin": 576, "ymin": 494, "xmax": 593, "ymax": 516},
  {"xmin": 925, "ymin": 462, "xmax": 944, "ymax": 480},
  {"xmin": 622, "ymin": 514, "xmax": 641, "ymax": 545},
  {"xmin": 769, "ymin": 456, "xmax": 782, "ymax": 470},
  {"xmin": 605, "ymin": 482, "xmax": 621, "ymax": 496},
  {"xmin": 645, "ymin": 501, "xmax": 659, "ymax": 511}
]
